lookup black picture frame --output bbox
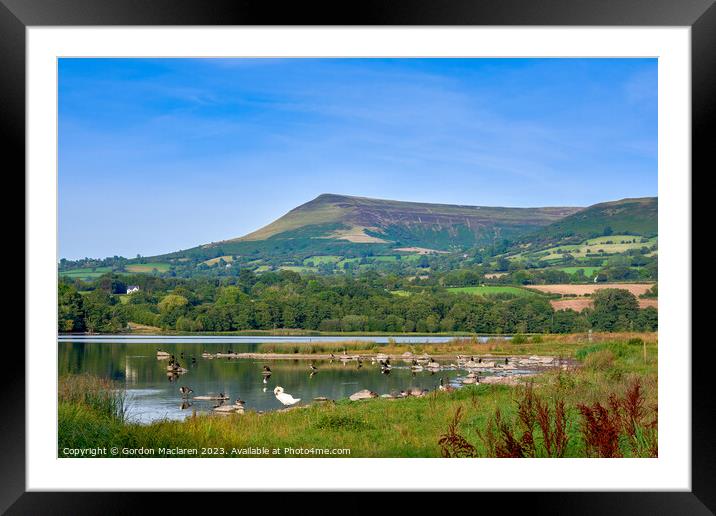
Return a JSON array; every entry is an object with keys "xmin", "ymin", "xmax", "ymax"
[{"xmin": 4, "ymin": 0, "xmax": 710, "ymax": 512}]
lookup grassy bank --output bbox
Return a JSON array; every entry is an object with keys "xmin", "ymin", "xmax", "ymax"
[
  {"xmin": 256, "ymin": 332, "xmax": 657, "ymax": 357},
  {"xmin": 58, "ymin": 335, "xmax": 658, "ymax": 458}
]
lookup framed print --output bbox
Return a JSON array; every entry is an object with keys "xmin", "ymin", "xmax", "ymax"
[{"xmin": 4, "ymin": 0, "xmax": 713, "ymax": 512}]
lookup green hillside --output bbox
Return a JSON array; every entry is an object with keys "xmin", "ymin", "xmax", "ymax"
[
  {"xmin": 167, "ymin": 193, "xmax": 581, "ymax": 261},
  {"xmin": 518, "ymin": 197, "xmax": 657, "ymax": 248}
]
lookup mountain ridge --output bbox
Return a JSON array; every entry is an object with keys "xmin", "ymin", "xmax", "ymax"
[{"xmin": 220, "ymin": 193, "xmax": 583, "ymax": 250}]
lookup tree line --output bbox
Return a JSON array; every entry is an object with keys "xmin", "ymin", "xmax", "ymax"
[{"xmin": 58, "ymin": 270, "xmax": 657, "ymax": 334}]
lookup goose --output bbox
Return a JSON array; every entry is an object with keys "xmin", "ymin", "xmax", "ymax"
[
  {"xmin": 179, "ymin": 386, "xmax": 193, "ymax": 397},
  {"xmin": 349, "ymin": 389, "xmax": 378, "ymax": 401},
  {"xmin": 274, "ymin": 386, "xmax": 300, "ymax": 406},
  {"xmin": 417, "ymin": 353, "xmax": 431, "ymax": 364},
  {"xmin": 262, "ymin": 365, "xmax": 272, "ymax": 377},
  {"xmin": 156, "ymin": 348, "xmax": 171, "ymax": 359},
  {"xmin": 309, "ymin": 362, "xmax": 318, "ymax": 374},
  {"xmin": 426, "ymin": 358, "xmax": 441, "ymax": 370},
  {"xmin": 438, "ymin": 378, "xmax": 455, "ymax": 392},
  {"xmin": 462, "ymin": 373, "xmax": 479, "ymax": 385},
  {"xmin": 234, "ymin": 398, "xmax": 246, "ymax": 408},
  {"xmin": 380, "ymin": 358, "xmax": 392, "ymax": 371},
  {"xmin": 411, "ymin": 360, "xmax": 424, "ymax": 372},
  {"xmin": 464, "ymin": 357, "xmax": 478, "ymax": 369}
]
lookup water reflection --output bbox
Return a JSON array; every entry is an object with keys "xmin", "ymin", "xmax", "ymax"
[{"xmin": 59, "ymin": 337, "xmax": 522, "ymax": 424}]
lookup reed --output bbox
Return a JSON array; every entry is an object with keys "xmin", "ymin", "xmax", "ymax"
[
  {"xmin": 58, "ymin": 373, "xmax": 127, "ymax": 422},
  {"xmin": 256, "ymin": 340, "xmax": 379, "ymax": 354}
]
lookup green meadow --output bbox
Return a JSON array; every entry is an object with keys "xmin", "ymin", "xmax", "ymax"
[
  {"xmin": 125, "ymin": 262, "xmax": 171, "ymax": 273},
  {"xmin": 554, "ymin": 266, "xmax": 601, "ymax": 276},
  {"xmin": 446, "ymin": 286, "xmax": 537, "ymax": 297},
  {"xmin": 59, "ymin": 266, "xmax": 113, "ymax": 281}
]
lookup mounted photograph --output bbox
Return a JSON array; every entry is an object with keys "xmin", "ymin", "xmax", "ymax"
[{"xmin": 57, "ymin": 57, "xmax": 658, "ymax": 459}]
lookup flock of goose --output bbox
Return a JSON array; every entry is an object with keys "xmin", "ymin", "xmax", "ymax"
[
  {"xmin": 158, "ymin": 348, "xmax": 303, "ymax": 414},
  {"xmin": 156, "ymin": 347, "xmax": 565, "ymax": 416}
]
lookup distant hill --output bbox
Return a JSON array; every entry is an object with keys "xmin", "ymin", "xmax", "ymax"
[
  {"xmin": 186, "ymin": 193, "xmax": 581, "ymax": 258},
  {"xmin": 60, "ymin": 193, "xmax": 657, "ymax": 276},
  {"xmin": 517, "ymin": 197, "xmax": 657, "ymax": 249}
]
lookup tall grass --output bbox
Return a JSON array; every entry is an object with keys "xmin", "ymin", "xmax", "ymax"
[
  {"xmin": 256, "ymin": 340, "xmax": 380, "ymax": 354},
  {"xmin": 58, "ymin": 374, "xmax": 127, "ymax": 421}
]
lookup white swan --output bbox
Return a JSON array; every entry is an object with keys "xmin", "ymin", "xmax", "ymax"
[{"xmin": 274, "ymin": 386, "xmax": 301, "ymax": 406}]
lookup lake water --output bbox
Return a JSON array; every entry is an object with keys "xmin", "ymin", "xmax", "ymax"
[{"xmin": 59, "ymin": 335, "xmax": 527, "ymax": 424}]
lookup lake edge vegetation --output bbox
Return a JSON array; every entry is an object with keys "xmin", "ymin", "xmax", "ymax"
[{"xmin": 58, "ymin": 334, "xmax": 657, "ymax": 458}]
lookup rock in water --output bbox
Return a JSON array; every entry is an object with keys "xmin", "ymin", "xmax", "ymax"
[{"xmin": 349, "ymin": 389, "xmax": 379, "ymax": 401}]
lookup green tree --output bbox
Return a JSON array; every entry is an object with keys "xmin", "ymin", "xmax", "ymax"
[
  {"xmin": 158, "ymin": 294, "xmax": 189, "ymax": 313},
  {"xmin": 58, "ymin": 283, "xmax": 85, "ymax": 332},
  {"xmin": 589, "ymin": 289, "xmax": 639, "ymax": 331}
]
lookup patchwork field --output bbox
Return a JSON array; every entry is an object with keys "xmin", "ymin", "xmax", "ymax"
[
  {"xmin": 279, "ymin": 265, "xmax": 317, "ymax": 273},
  {"xmin": 125, "ymin": 262, "xmax": 171, "ymax": 273},
  {"xmin": 554, "ymin": 266, "xmax": 601, "ymax": 276},
  {"xmin": 446, "ymin": 286, "xmax": 537, "ymax": 297},
  {"xmin": 526, "ymin": 283, "xmax": 655, "ymax": 297},
  {"xmin": 534, "ymin": 236, "xmax": 657, "ymax": 261},
  {"xmin": 59, "ymin": 266, "xmax": 112, "ymax": 280},
  {"xmin": 551, "ymin": 297, "xmax": 658, "ymax": 312},
  {"xmin": 393, "ymin": 247, "xmax": 449, "ymax": 255},
  {"xmin": 303, "ymin": 255, "xmax": 343, "ymax": 265},
  {"xmin": 202, "ymin": 255, "xmax": 235, "ymax": 266}
]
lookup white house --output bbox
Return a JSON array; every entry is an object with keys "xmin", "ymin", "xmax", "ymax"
[{"xmin": 126, "ymin": 285, "xmax": 140, "ymax": 294}]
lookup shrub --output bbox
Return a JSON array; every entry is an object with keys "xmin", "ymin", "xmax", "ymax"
[
  {"xmin": 577, "ymin": 401, "xmax": 622, "ymax": 457},
  {"xmin": 577, "ymin": 378, "xmax": 657, "ymax": 458},
  {"xmin": 476, "ymin": 383, "xmax": 568, "ymax": 458},
  {"xmin": 583, "ymin": 349, "xmax": 615, "ymax": 371},
  {"xmin": 511, "ymin": 334, "xmax": 528, "ymax": 344},
  {"xmin": 438, "ymin": 407, "xmax": 477, "ymax": 458}
]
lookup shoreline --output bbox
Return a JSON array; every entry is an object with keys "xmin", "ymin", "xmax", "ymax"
[{"xmin": 58, "ymin": 331, "xmax": 510, "ymax": 337}]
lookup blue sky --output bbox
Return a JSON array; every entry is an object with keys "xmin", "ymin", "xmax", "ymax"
[{"xmin": 59, "ymin": 58, "xmax": 657, "ymax": 260}]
